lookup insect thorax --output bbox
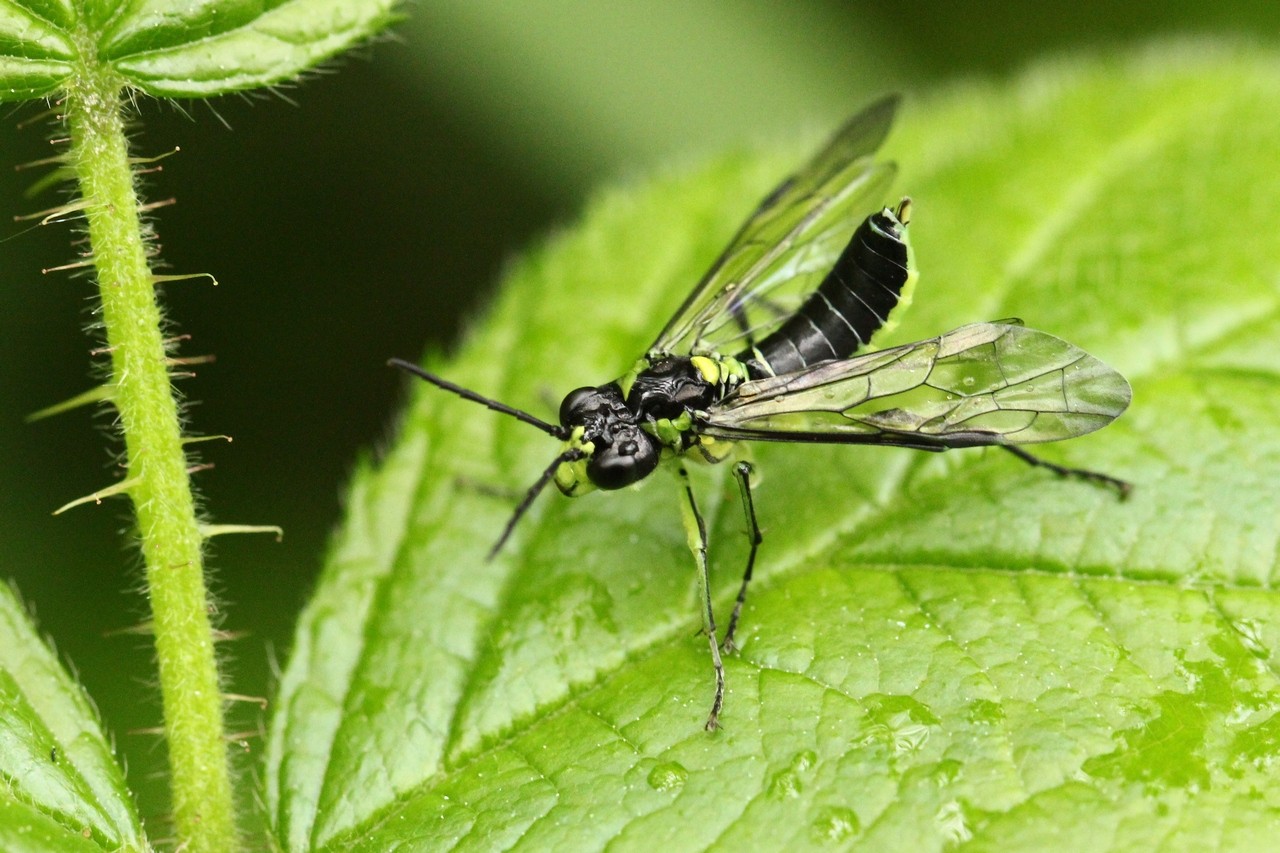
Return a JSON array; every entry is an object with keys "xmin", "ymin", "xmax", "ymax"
[
  {"xmin": 626, "ymin": 354, "xmax": 747, "ymax": 461},
  {"xmin": 625, "ymin": 354, "xmax": 746, "ymax": 422},
  {"xmin": 553, "ymin": 354, "xmax": 749, "ymax": 496}
]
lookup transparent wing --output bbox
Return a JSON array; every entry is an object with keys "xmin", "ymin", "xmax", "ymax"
[
  {"xmin": 698, "ymin": 323, "xmax": 1132, "ymax": 449},
  {"xmin": 649, "ymin": 95, "xmax": 900, "ymax": 359}
]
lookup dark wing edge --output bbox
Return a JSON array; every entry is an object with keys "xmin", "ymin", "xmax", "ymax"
[
  {"xmin": 696, "ymin": 322, "xmax": 1132, "ymax": 449},
  {"xmin": 750, "ymin": 94, "xmax": 900, "ymax": 216}
]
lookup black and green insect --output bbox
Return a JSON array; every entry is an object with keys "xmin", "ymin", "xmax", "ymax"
[{"xmin": 390, "ymin": 95, "xmax": 1131, "ymax": 730}]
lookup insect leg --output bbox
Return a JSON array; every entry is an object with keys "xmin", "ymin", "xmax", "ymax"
[
  {"xmin": 1000, "ymin": 445, "xmax": 1131, "ymax": 498},
  {"xmin": 729, "ymin": 294, "xmax": 790, "ymax": 348},
  {"xmin": 722, "ymin": 461, "xmax": 762, "ymax": 655},
  {"xmin": 676, "ymin": 463, "xmax": 726, "ymax": 731}
]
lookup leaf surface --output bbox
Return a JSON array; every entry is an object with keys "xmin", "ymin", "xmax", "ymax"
[
  {"xmin": 0, "ymin": 0, "xmax": 397, "ymax": 99},
  {"xmin": 266, "ymin": 46, "xmax": 1280, "ymax": 851},
  {"xmin": 0, "ymin": 584, "xmax": 146, "ymax": 851},
  {"xmin": 0, "ymin": 0, "xmax": 74, "ymax": 98}
]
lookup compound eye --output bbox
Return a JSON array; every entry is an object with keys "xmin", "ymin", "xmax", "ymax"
[
  {"xmin": 587, "ymin": 450, "xmax": 639, "ymax": 490},
  {"xmin": 559, "ymin": 386, "xmax": 599, "ymax": 427},
  {"xmin": 587, "ymin": 430, "xmax": 659, "ymax": 490}
]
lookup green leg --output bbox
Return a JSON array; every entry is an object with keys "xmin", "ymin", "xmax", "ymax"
[
  {"xmin": 722, "ymin": 461, "xmax": 761, "ymax": 655},
  {"xmin": 676, "ymin": 463, "xmax": 726, "ymax": 731}
]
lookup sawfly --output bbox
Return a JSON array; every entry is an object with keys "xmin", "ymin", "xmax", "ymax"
[{"xmin": 390, "ymin": 95, "xmax": 1132, "ymax": 729}]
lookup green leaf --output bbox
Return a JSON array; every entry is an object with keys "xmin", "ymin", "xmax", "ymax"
[
  {"xmin": 0, "ymin": 0, "xmax": 398, "ymax": 99},
  {"xmin": 0, "ymin": 583, "xmax": 146, "ymax": 851},
  {"xmin": 266, "ymin": 44, "xmax": 1280, "ymax": 850},
  {"xmin": 0, "ymin": 0, "xmax": 75, "ymax": 99},
  {"xmin": 102, "ymin": 0, "xmax": 401, "ymax": 96}
]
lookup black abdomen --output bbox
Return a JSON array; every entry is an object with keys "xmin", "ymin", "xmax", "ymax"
[{"xmin": 744, "ymin": 206, "xmax": 910, "ymax": 378}]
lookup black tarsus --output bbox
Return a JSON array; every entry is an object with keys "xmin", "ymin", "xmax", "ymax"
[
  {"xmin": 1001, "ymin": 445, "xmax": 1132, "ymax": 498},
  {"xmin": 722, "ymin": 461, "xmax": 761, "ymax": 654},
  {"xmin": 488, "ymin": 448, "xmax": 586, "ymax": 560},
  {"xmin": 388, "ymin": 358, "xmax": 567, "ymax": 438}
]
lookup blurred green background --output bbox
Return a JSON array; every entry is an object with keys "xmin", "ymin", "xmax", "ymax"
[{"xmin": 0, "ymin": 0, "xmax": 1273, "ymax": 822}]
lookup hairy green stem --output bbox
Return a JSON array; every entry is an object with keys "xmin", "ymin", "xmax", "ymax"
[{"xmin": 64, "ymin": 58, "xmax": 237, "ymax": 851}]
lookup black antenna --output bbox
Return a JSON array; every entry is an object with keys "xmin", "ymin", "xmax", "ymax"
[
  {"xmin": 488, "ymin": 448, "xmax": 585, "ymax": 560},
  {"xmin": 388, "ymin": 358, "xmax": 567, "ymax": 438}
]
